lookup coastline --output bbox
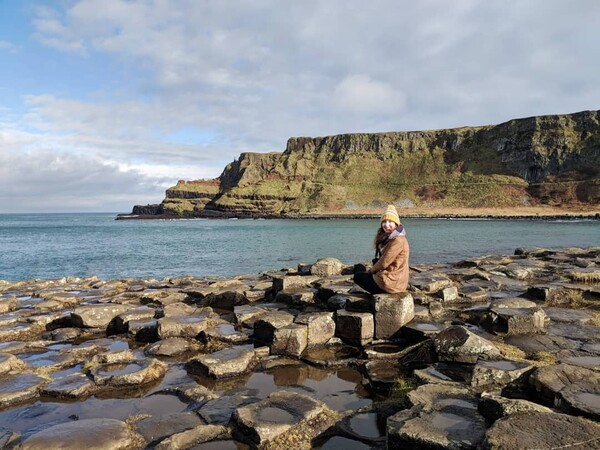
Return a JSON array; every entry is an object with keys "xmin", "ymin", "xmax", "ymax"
[
  {"xmin": 116, "ymin": 206, "xmax": 600, "ymax": 221},
  {"xmin": 0, "ymin": 246, "xmax": 598, "ymax": 448}
]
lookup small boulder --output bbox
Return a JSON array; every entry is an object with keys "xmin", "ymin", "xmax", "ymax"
[
  {"xmin": 435, "ymin": 286, "xmax": 459, "ymax": 303},
  {"xmin": 335, "ymin": 310, "xmax": 374, "ymax": 347},
  {"xmin": 253, "ymin": 311, "xmax": 295, "ymax": 345},
  {"xmin": 433, "ymin": 325, "xmax": 502, "ymax": 363},
  {"xmin": 295, "ymin": 312, "xmax": 336, "ymax": 347},
  {"xmin": 310, "ymin": 258, "xmax": 345, "ymax": 277},
  {"xmin": 271, "ymin": 324, "xmax": 308, "ymax": 357},
  {"xmin": 488, "ymin": 307, "xmax": 548, "ymax": 335},
  {"xmin": 373, "ymin": 292, "xmax": 414, "ymax": 340}
]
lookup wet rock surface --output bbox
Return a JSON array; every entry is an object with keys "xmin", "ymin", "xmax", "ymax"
[
  {"xmin": 20, "ymin": 418, "xmax": 145, "ymax": 450},
  {"xmin": 0, "ymin": 246, "xmax": 598, "ymax": 448},
  {"xmin": 484, "ymin": 411, "xmax": 600, "ymax": 450}
]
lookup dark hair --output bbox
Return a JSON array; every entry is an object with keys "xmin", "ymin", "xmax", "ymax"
[{"xmin": 374, "ymin": 227, "xmax": 386, "ymax": 249}]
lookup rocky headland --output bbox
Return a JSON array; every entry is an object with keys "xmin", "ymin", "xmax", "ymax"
[
  {"xmin": 0, "ymin": 247, "xmax": 599, "ymax": 448},
  {"xmin": 121, "ymin": 109, "xmax": 600, "ymax": 220}
]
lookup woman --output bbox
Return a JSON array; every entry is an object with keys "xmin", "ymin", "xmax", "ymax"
[{"xmin": 353, "ymin": 204, "xmax": 410, "ymax": 294}]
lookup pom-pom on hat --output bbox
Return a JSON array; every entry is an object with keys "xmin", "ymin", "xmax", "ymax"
[{"xmin": 380, "ymin": 204, "xmax": 401, "ymax": 226}]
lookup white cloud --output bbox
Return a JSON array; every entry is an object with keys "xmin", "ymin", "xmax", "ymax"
[
  {"xmin": 0, "ymin": 0, "xmax": 596, "ymax": 212},
  {"xmin": 0, "ymin": 147, "xmax": 168, "ymax": 213},
  {"xmin": 0, "ymin": 40, "xmax": 18, "ymax": 53},
  {"xmin": 333, "ymin": 75, "xmax": 406, "ymax": 115}
]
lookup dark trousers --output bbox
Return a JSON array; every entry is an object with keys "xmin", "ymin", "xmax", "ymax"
[{"xmin": 353, "ymin": 271, "xmax": 385, "ymax": 295}]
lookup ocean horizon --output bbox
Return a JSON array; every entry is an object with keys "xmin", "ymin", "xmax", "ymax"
[{"xmin": 1, "ymin": 213, "xmax": 599, "ymax": 282}]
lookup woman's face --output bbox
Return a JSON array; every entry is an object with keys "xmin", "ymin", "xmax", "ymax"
[{"xmin": 381, "ymin": 220, "xmax": 398, "ymax": 233}]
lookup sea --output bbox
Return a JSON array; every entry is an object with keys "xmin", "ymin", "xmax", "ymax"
[{"xmin": 0, "ymin": 213, "xmax": 598, "ymax": 282}]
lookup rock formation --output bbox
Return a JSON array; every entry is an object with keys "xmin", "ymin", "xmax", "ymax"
[
  {"xmin": 126, "ymin": 109, "xmax": 600, "ymax": 218},
  {"xmin": 0, "ymin": 246, "xmax": 599, "ymax": 448}
]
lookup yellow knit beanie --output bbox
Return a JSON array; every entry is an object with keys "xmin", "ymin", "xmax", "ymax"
[{"xmin": 380, "ymin": 204, "xmax": 400, "ymax": 226}]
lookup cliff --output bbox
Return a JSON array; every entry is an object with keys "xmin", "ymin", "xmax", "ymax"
[{"xmin": 129, "ymin": 109, "xmax": 600, "ymax": 218}]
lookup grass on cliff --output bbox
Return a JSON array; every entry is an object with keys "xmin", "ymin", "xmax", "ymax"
[{"xmin": 168, "ymin": 182, "xmax": 221, "ymax": 194}]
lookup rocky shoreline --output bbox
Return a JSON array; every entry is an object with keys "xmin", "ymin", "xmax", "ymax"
[
  {"xmin": 115, "ymin": 210, "xmax": 600, "ymax": 221},
  {"xmin": 0, "ymin": 247, "xmax": 599, "ymax": 449}
]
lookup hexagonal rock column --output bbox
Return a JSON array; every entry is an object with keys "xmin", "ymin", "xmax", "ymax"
[
  {"xmin": 529, "ymin": 363, "xmax": 600, "ymax": 420},
  {"xmin": 253, "ymin": 311, "xmax": 295, "ymax": 345},
  {"xmin": 0, "ymin": 372, "xmax": 47, "ymax": 408},
  {"xmin": 157, "ymin": 315, "xmax": 212, "ymax": 339},
  {"xmin": 478, "ymin": 393, "xmax": 554, "ymax": 422},
  {"xmin": 433, "ymin": 325, "xmax": 502, "ymax": 364},
  {"xmin": 387, "ymin": 384, "xmax": 486, "ymax": 450},
  {"xmin": 488, "ymin": 307, "xmax": 548, "ymax": 335},
  {"xmin": 272, "ymin": 275, "xmax": 318, "ymax": 294},
  {"xmin": 295, "ymin": 312, "xmax": 336, "ymax": 347},
  {"xmin": 71, "ymin": 304, "xmax": 131, "ymax": 328},
  {"xmin": 186, "ymin": 346, "xmax": 259, "ymax": 379},
  {"xmin": 335, "ymin": 310, "xmax": 374, "ymax": 347},
  {"xmin": 484, "ymin": 411, "xmax": 600, "ymax": 450},
  {"xmin": 19, "ymin": 418, "xmax": 144, "ymax": 450},
  {"xmin": 271, "ymin": 324, "xmax": 308, "ymax": 357},
  {"xmin": 231, "ymin": 390, "xmax": 333, "ymax": 447},
  {"xmin": 372, "ymin": 292, "xmax": 414, "ymax": 340},
  {"xmin": 88, "ymin": 358, "xmax": 168, "ymax": 387},
  {"xmin": 42, "ymin": 373, "xmax": 96, "ymax": 399},
  {"xmin": 435, "ymin": 286, "xmax": 459, "ymax": 303},
  {"xmin": 107, "ymin": 306, "xmax": 156, "ymax": 335},
  {"xmin": 470, "ymin": 359, "xmax": 534, "ymax": 392}
]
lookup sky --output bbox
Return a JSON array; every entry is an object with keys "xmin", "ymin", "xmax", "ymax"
[{"xmin": 1, "ymin": 1, "xmax": 599, "ymax": 213}]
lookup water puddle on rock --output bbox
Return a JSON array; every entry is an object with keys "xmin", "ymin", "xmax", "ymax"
[
  {"xmin": 316, "ymin": 435, "xmax": 373, "ymax": 449},
  {"xmin": 1, "ymin": 347, "xmax": 374, "ymax": 443},
  {"xmin": 477, "ymin": 360, "xmax": 529, "ymax": 371},
  {"xmin": 348, "ymin": 412, "xmax": 386, "ymax": 439},
  {"xmin": 430, "ymin": 411, "xmax": 472, "ymax": 431},
  {"xmin": 17, "ymin": 350, "xmax": 61, "ymax": 368},
  {"xmin": 192, "ymin": 440, "xmax": 249, "ymax": 449},
  {"xmin": 301, "ymin": 344, "xmax": 361, "ymax": 367},
  {"xmin": 232, "ymin": 365, "xmax": 372, "ymax": 412},
  {"xmin": 257, "ymin": 406, "xmax": 295, "ymax": 423},
  {"xmin": 97, "ymin": 362, "xmax": 144, "ymax": 377},
  {"xmin": 0, "ymin": 393, "xmax": 189, "ymax": 439}
]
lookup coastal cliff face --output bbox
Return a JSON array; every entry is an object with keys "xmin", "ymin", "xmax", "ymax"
[{"xmin": 136, "ymin": 109, "xmax": 600, "ymax": 217}]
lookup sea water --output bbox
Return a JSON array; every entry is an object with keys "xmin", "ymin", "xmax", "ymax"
[{"xmin": 0, "ymin": 213, "xmax": 598, "ymax": 281}]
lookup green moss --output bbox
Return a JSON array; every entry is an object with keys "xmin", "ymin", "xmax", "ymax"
[{"xmin": 168, "ymin": 183, "xmax": 221, "ymax": 194}]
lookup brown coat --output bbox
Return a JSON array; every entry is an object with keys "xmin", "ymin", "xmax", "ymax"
[{"xmin": 370, "ymin": 235, "xmax": 410, "ymax": 293}]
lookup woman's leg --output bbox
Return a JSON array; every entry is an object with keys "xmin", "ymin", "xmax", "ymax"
[{"xmin": 353, "ymin": 271, "xmax": 385, "ymax": 294}]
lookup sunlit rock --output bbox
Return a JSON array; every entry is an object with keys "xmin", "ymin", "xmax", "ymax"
[
  {"xmin": 484, "ymin": 411, "xmax": 600, "ymax": 450},
  {"xmin": 71, "ymin": 304, "xmax": 131, "ymax": 329},
  {"xmin": 19, "ymin": 418, "xmax": 144, "ymax": 450},
  {"xmin": 295, "ymin": 312, "xmax": 336, "ymax": 347},
  {"xmin": 373, "ymin": 292, "xmax": 414, "ymax": 340},
  {"xmin": 231, "ymin": 390, "xmax": 334, "ymax": 446},
  {"xmin": 433, "ymin": 325, "xmax": 501, "ymax": 363},
  {"xmin": 335, "ymin": 310, "xmax": 374, "ymax": 347},
  {"xmin": 186, "ymin": 346, "xmax": 259, "ymax": 379}
]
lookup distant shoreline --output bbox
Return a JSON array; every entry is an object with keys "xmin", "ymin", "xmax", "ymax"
[{"xmin": 116, "ymin": 206, "xmax": 600, "ymax": 221}]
